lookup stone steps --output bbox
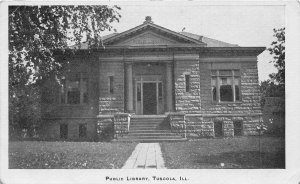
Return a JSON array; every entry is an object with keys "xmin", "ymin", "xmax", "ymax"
[
  {"xmin": 116, "ymin": 116, "xmax": 186, "ymax": 143},
  {"xmin": 116, "ymin": 138, "xmax": 188, "ymax": 143}
]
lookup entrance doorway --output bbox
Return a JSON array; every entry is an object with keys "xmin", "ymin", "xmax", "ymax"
[
  {"xmin": 143, "ymin": 83, "xmax": 157, "ymax": 114},
  {"xmin": 135, "ymin": 76, "xmax": 164, "ymax": 115}
]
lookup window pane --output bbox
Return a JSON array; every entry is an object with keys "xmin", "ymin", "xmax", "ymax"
[
  {"xmin": 137, "ymin": 83, "xmax": 141, "ymax": 101},
  {"xmin": 220, "ymin": 77, "xmax": 233, "ymax": 101},
  {"xmin": 158, "ymin": 83, "xmax": 162, "ymax": 98},
  {"xmin": 235, "ymin": 77, "xmax": 240, "ymax": 101},
  {"xmin": 67, "ymin": 91, "xmax": 80, "ymax": 104},
  {"xmin": 59, "ymin": 79, "xmax": 65, "ymax": 104},
  {"xmin": 109, "ymin": 76, "xmax": 114, "ymax": 94},
  {"xmin": 82, "ymin": 78, "xmax": 88, "ymax": 103},
  {"xmin": 79, "ymin": 124, "xmax": 87, "ymax": 138},
  {"xmin": 211, "ymin": 70, "xmax": 217, "ymax": 76},
  {"xmin": 185, "ymin": 75, "xmax": 190, "ymax": 92},
  {"xmin": 67, "ymin": 78, "xmax": 80, "ymax": 104},
  {"xmin": 233, "ymin": 121, "xmax": 243, "ymax": 136},
  {"xmin": 234, "ymin": 70, "xmax": 240, "ymax": 76},
  {"xmin": 220, "ymin": 77, "xmax": 233, "ymax": 85},
  {"xmin": 60, "ymin": 124, "xmax": 68, "ymax": 139},
  {"xmin": 211, "ymin": 77, "xmax": 217, "ymax": 101},
  {"xmin": 219, "ymin": 70, "xmax": 232, "ymax": 76}
]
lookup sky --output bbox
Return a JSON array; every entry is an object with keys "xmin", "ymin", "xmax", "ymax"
[{"xmin": 103, "ymin": 2, "xmax": 285, "ymax": 82}]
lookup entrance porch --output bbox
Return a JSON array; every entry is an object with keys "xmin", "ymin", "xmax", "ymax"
[{"xmin": 125, "ymin": 62, "xmax": 174, "ymax": 115}]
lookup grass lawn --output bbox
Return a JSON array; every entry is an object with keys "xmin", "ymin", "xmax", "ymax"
[
  {"xmin": 9, "ymin": 141, "xmax": 137, "ymax": 169},
  {"xmin": 160, "ymin": 136, "xmax": 285, "ymax": 169}
]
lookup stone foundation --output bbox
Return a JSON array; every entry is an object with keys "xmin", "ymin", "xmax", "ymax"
[
  {"xmin": 168, "ymin": 113, "xmax": 263, "ymax": 138},
  {"xmin": 113, "ymin": 113, "xmax": 131, "ymax": 139},
  {"xmin": 40, "ymin": 118, "xmax": 98, "ymax": 141},
  {"xmin": 168, "ymin": 112, "xmax": 186, "ymax": 138}
]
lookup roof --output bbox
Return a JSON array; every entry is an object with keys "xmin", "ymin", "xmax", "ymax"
[
  {"xmin": 102, "ymin": 20, "xmax": 206, "ymax": 46},
  {"xmin": 99, "ymin": 31, "xmax": 239, "ymax": 47},
  {"xmin": 179, "ymin": 32, "xmax": 239, "ymax": 47},
  {"xmin": 69, "ymin": 16, "xmax": 257, "ymax": 50}
]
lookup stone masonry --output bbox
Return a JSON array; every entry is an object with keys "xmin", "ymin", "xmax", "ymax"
[
  {"xmin": 174, "ymin": 59, "xmax": 201, "ymax": 114},
  {"xmin": 99, "ymin": 61, "xmax": 124, "ymax": 114}
]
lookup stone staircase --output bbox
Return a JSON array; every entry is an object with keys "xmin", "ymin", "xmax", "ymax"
[{"xmin": 116, "ymin": 115, "xmax": 187, "ymax": 142}]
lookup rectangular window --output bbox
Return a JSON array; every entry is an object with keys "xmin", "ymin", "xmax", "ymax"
[
  {"xmin": 233, "ymin": 121, "xmax": 243, "ymax": 136},
  {"xmin": 79, "ymin": 124, "xmax": 87, "ymax": 138},
  {"xmin": 214, "ymin": 121, "xmax": 223, "ymax": 137},
  {"xmin": 211, "ymin": 70, "xmax": 241, "ymax": 102},
  {"xmin": 67, "ymin": 74, "xmax": 80, "ymax": 104},
  {"xmin": 60, "ymin": 73, "xmax": 88, "ymax": 104},
  {"xmin": 185, "ymin": 75, "xmax": 190, "ymax": 92},
  {"xmin": 60, "ymin": 124, "xmax": 68, "ymax": 139},
  {"xmin": 109, "ymin": 76, "xmax": 114, "ymax": 94},
  {"xmin": 137, "ymin": 83, "xmax": 141, "ymax": 102},
  {"xmin": 158, "ymin": 82, "xmax": 163, "ymax": 100}
]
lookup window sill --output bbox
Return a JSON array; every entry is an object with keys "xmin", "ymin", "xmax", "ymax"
[
  {"xmin": 211, "ymin": 101, "xmax": 243, "ymax": 105},
  {"xmin": 57, "ymin": 104, "xmax": 89, "ymax": 107}
]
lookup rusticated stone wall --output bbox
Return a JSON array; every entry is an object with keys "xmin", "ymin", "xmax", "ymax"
[
  {"xmin": 174, "ymin": 60, "xmax": 201, "ymax": 114},
  {"xmin": 197, "ymin": 61, "xmax": 262, "ymax": 136},
  {"xmin": 185, "ymin": 116, "xmax": 214, "ymax": 138},
  {"xmin": 169, "ymin": 113, "xmax": 186, "ymax": 137},
  {"xmin": 200, "ymin": 62, "xmax": 261, "ymax": 115},
  {"xmin": 96, "ymin": 116, "xmax": 114, "ymax": 141},
  {"xmin": 113, "ymin": 113, "xmax": 130, "ymax": 139},
  {"xmin": 183, "ymin": 115, "xmax": 262, "ymax": 138},
  {"xmin": 99, "ymin": 61, "xmax": 124, "ymax": 114}
]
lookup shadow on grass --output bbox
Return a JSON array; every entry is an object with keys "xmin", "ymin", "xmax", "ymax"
[{"xmin": 193, "ymin": 150, "xmax": 285, "ymax": 169}]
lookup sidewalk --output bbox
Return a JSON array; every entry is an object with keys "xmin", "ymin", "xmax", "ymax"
[{"xmin": 122, "ymin": 143, "xmax": 166, "ymax": 169}]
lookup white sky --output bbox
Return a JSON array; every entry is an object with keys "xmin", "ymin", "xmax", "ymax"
[{"xmin": 103, "ymin": 2, "xmax": 285, "ymax": 82}]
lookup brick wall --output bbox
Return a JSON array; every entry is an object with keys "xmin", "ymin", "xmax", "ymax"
[
  {"xmin": 99, "ymin": 61, "xmax": 125, "ymax": 114},
  {"xmin": 174, "ymin": 60, "xmax": 201, "ymax": 114}
]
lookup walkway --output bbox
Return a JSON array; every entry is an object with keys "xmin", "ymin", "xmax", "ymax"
[{"xmin": 122, "ymin": 143, "xmax": 166, "ymax": 169}]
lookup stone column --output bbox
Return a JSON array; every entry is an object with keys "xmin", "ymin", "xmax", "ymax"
[
  {"xmin": 166, "ymin": 62, "xmax": 173, "ymax": 112},
  {"xmin": 126, "ymin": 63, "xmax": 133, "ymax": 112}
]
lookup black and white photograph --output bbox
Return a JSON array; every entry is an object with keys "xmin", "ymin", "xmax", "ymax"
[{"xmin": 1, "ymin": 1, "xmax": 300, "ymax": 184}]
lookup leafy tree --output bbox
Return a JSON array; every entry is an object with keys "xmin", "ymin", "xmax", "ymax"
[
  {"xmin": 260, "ymin": 28, "xmax": 285, "ymax": 107},
  {"xmin": 260, "ymin": 80, "xmax": 285, "ymax": 107},
  {"xmin": 268, "ymin": 28, "xmax": 285, "ymax": 84},
  {"xmin": 9, "ymin": 6, "xmax": 121, "ymax": 136}
]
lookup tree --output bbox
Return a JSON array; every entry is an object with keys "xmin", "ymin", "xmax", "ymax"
[
  {"xmin": 260, "ymin": 28, "xmax": 285, "ymax": 107},
  {"xmin": 268, "ymin": 28, "xmax": 285, "ymax": 84},
  {"xmin": 260, "ymin": 80, "xmax": 285, "ymax": 107},
  {"xmin": 9, "ymin": 6, "xmax": 121, "ymax": 136}
]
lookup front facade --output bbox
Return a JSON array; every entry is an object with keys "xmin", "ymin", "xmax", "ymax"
[{"xmin": 40, "ymin": 17, "xmax": 265, "ymax": 141}]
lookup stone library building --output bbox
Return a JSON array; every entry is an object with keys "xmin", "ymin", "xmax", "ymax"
[{"xmin": 40, "ymin": 17, "xmax": 265, "ymax": 142}]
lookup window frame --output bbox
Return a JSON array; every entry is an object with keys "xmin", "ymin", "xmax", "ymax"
[
  {"xmin": 108, "ymin": 75, "xmax": 114, "ymax": 94},
  {"xmin": 211, "ymin": 70, "xmax": 241, "ymax": 103},
  {"xmin": 59, "ymin": 72, "xmax": 89, "ymax": 105},
  {"xmin": 185, "ymin": 74, "xmax": 191, "ymax": 93},
  {"xmin": 233, "ymin": 120, "xmax": 243, "ymax": 136},
  {"xmin": 60, "ymin": 123, "xmax": 68, "ymax": 139}
]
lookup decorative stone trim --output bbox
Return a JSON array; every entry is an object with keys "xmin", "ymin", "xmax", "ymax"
[{"xmin": 113, "ymin": 113, "xmax": 131, "ymax": 139}]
